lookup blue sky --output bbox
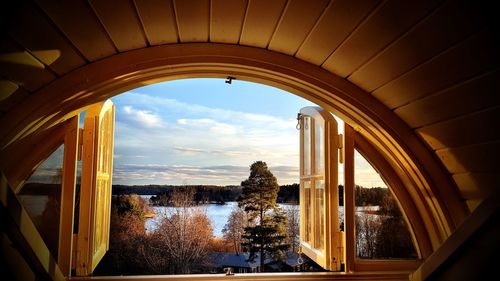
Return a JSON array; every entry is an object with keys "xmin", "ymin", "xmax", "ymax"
[{"xmin": 109, "ymin": 78, "xmax": 386, "ymax": 187}]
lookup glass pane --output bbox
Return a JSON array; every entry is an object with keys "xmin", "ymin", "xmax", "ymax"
[
  {"xmin": 303, "ymin": 116, "xmax": 311, "ymax": 176},
  {"xmin": 354, "ymin": 150, "xmax": 417, "ymax": 259},
  {"xmin": 314, "ymin": 119, "xmax": 324, "ymax": 175},
  {"xmin": 19, "ymin": 144, "xmax": 64, "ymax": 259},
  {"xmin": 303, "ymin": 180, "xmax": 311, "ymax": 243},
  {"xmin": 314, "ymin": 180, "xmax": 325, "ymax": 250}
]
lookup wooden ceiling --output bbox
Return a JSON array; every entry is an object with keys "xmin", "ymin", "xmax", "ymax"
[{"xmin": 0, "ymin": 0, "xmax": 499, "ymax": 210}]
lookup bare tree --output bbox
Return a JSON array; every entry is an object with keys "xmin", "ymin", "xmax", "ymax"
[
  {"xmin": 153, "ymin": 188, "xmax": 213, "ymax": 274},
  {"xmin": 99, "ymin": 195, "xmax": 150, "ymax": 275},
  {"xmin": 283, "ymin": 204, "xmax": 300, "ymax": 253},
  {"xmin": 355, "ymin": 213, "xmax": 380, "ymax": 258},
  {"xmin": 222, "ymin": 205, "xmax": 253, "ymax": 254}
]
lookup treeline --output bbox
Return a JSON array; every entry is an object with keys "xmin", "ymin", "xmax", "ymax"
[
  {"xmin": 355, "ymin": 186, "xmax": 388, "ymax": 206},
  {"xmin": 113, "ymin": 183, "xmax": 302, "ymax": 204},
  {"xmin": 277, "ymin": 183, "xmax": 299, "ymax": 203},
  {"xmin": 149, "ymin": 185, "xmax": 242, "ymax": 205},
  {"xmin": 112, "ymin": 184, "xmax": 241, "ymax": 196},
  {"xmin": 111, "ymin": 184, "xmax": 386, "ymax": 206}
]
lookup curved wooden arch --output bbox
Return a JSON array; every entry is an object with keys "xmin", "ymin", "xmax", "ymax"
[{"xmin": 0, "ymin": 43, "xmax": 467, "ymax": 251}]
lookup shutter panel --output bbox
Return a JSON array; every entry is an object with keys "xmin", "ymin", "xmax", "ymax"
[
  {"xmin": 76, "ymin": 100, "xmax": 115, "ymax": 276},
  {"xmin": 299, "ymin": 106, "xmax": 343, "ymax": 271}
]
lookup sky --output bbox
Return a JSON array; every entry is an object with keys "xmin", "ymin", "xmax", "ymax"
[{"xmin": 105, "ymin": 78, "xmax": 386, "ymax": 187}]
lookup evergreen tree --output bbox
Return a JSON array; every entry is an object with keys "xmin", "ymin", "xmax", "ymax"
[{"xmin": 238, "ymin": 161, "xmax": 289, "ymax": 271}]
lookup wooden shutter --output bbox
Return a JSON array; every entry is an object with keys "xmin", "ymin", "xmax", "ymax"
[
  {"xmin": 76, "ymin": 100, "xmax": 115, "ymax": 276},
  {"xmin": 299, "ymin": 106, "xmax": 343, "ymax": 271}
]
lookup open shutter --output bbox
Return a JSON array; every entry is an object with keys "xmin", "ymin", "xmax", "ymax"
[
  {"xmin": 299, "ymin": 106, "xmax": 343, "ymax": 271},
  {"xmin": 76, "ymin": 100, "xmax": 115, "ymax": 276}
]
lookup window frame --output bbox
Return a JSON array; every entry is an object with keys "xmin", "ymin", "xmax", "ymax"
[
  {"xmin": 343, "ymin": 123, "xmax": 425, "ymax": 272},
  {"xmin": 2, "ymin": 115, "xmax": 80, "ymax": 278},
  {"xmin": 299, "ymin": 106, "xmax": 343, "ymax": 271},
  {"xmin": 2, "ymin": 104, "xmax": 426, "ymax": 280}
]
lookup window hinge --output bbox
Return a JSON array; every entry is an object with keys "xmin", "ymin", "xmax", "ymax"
[
  {"xmin": 77, "ymin": 128, "xmax": 84, "ymax": 161},
  {"xmin": 338, "ymin": 134, "xmax": 344, "ymax": 164}
]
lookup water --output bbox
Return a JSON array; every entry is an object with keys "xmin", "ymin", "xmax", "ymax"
[
  {"xmin": 144, "ymin": 201, "xmax": 239, "ymax": 237},
  {"xmin": 141, "ymin": 195, "xmax": 345, "ymax": 237}
]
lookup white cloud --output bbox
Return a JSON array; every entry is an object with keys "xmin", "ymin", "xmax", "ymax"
[
  {"xmin": 122, "ymin": 105, "xmax": 163, "ymax": 128},
  {"xmin": 174, "ymin": 147, "xmax": 206, "ymax": 155},
  {"xmin": 112, "ymin": 164, "xmax": 298, "ymax": 186},
  {"xmin": 118, "ymin": 92, "xmax": 293, "ymax": 130},
  {"xmin": 111, "ymin": 92, "xmax": 307, "ymax": 185}
]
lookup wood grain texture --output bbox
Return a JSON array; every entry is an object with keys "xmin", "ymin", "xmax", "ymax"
[
  {"xmin": 323, "ymin": 0, "xmax": 441, "ymax": 77},
  {"xmin": 174, "ymin": 0, "xmax": 210, "ymax": 42},
  {"xmin": 395, "ymin": 69, "xmax": 500, "ymax": 128},
  {"xmin": 89, "ymin": 0, "xmax": 147, "ymax": 52},
  {"xmin": 134, "ymin": 0, "xmax": 178, "ymax": 45},
  {"xmin": 268, "ymin": 0, "xmax": 329, "ymax": 55},
  {"xmin": 435, "ymin": 141, "xmax": 500, "ymax": 174},
  {"xmin": 296, "ymin": 0, "xmax": 379, "ymax": 65},
  {"xmin": 373, "ymin": 30, "xmax": 500, "ymax": 109},
  {"xmin": 35, "ymin": 0, "xmax": 117, "ymax": 61},
  {"xmin": 239, "ymin": 0, "xmax": 287, "ymax": 48},
  {"xmin": 0, "ymin": 38, "xmax": 56, "ymax": 91},
  {"xmin": 5, "ymin": 1, "xmax": 85, "ymax": 75},
  {"xmin": 210, "ymin": 0, "xmax": 247, "ymax": 43},
  {"xmin": 349, "ymin": 0, "xmax": 483, "ymax": 92},
  {"xmin": 416, "ymin": 107, "xmax": 500, "ymax": 150},
  {"xmin": 453, "ymin": 172, "xmax": 497, "ymax": 199}
]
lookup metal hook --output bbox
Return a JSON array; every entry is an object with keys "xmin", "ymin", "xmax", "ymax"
[{"xmin": 296, "ymin": 113, "xmax": 302, "ymax": 130}]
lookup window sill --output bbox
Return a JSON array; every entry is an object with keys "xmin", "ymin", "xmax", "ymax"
[{"xmin": 69, "ymin": 271, "xmax": 411, "ymax": 281}]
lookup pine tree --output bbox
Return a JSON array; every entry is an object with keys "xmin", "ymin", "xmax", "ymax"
[{"xmin": 238, "ymin": 161, "xmax": 289, "ymax": 271}]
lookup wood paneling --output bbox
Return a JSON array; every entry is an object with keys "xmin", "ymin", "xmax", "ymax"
[
  {"xmin": 0, "ymin": 38, "xmax": 56, "ymax": 91},
  {"xmin": 435, "ymin": 142, "xmax": 500, "ymax": 174},
  {"xmin": 453, "ymin": 173, "xmax": 497, "ymax": 200},
  {"xmin": 465, "ymin": 199, "xmax": 482, "ymax": 212},
  {"xmin": 349, "ymin": 0, "xmax": 483, "ymax": 92},
  {"xmin": 417, "ymin": 107, "xmax": 500, "ymax": 150},
  {"xmin": 174, "ymin": 0, "xmax": 210, "ymax": 42},
  {"xmin": 5, "ymin": 1, "xmax": 85, "ymax": 75},
  {"xmin": 134, "ymin": 0, "xmax": 178, "ymax": 45},
  {"xmin": 268, "ymin": 0, "xmax": 329, "ymax": 55},
  {"xmin": 239, "ymin": 0, "xmax": 286, "ymax": 48},
  {"xmin": 373, "ymin": 30, "xmax": 500, "ymax": 109},
  {"xmin": 395, "ymin": 69, "xmax": 500, "ymax": 128},
  {"xmin": 0, "ymin": 79, "xmax": 19, "ymax": 102},
  {"xmin": 323, "ymin": 0, "xmax": 441, "ymax": 77},
  {"xmin": 89, "ymin": 0, "xmax": 147, "ymax": 52},
  {"xmin": 210, "ymin": 0, "xmax": 247, "ymax": 44},
  {"xmin": 296, "ymin": 0, "xmax": 379, "ymax": 65},
  {"xmin": 35, "ymin": 0, "xmax": 116, "ymax": 61},
  {"xmin": 0, "ymin": 82, "xmax": 27, "ymax": 114}
]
